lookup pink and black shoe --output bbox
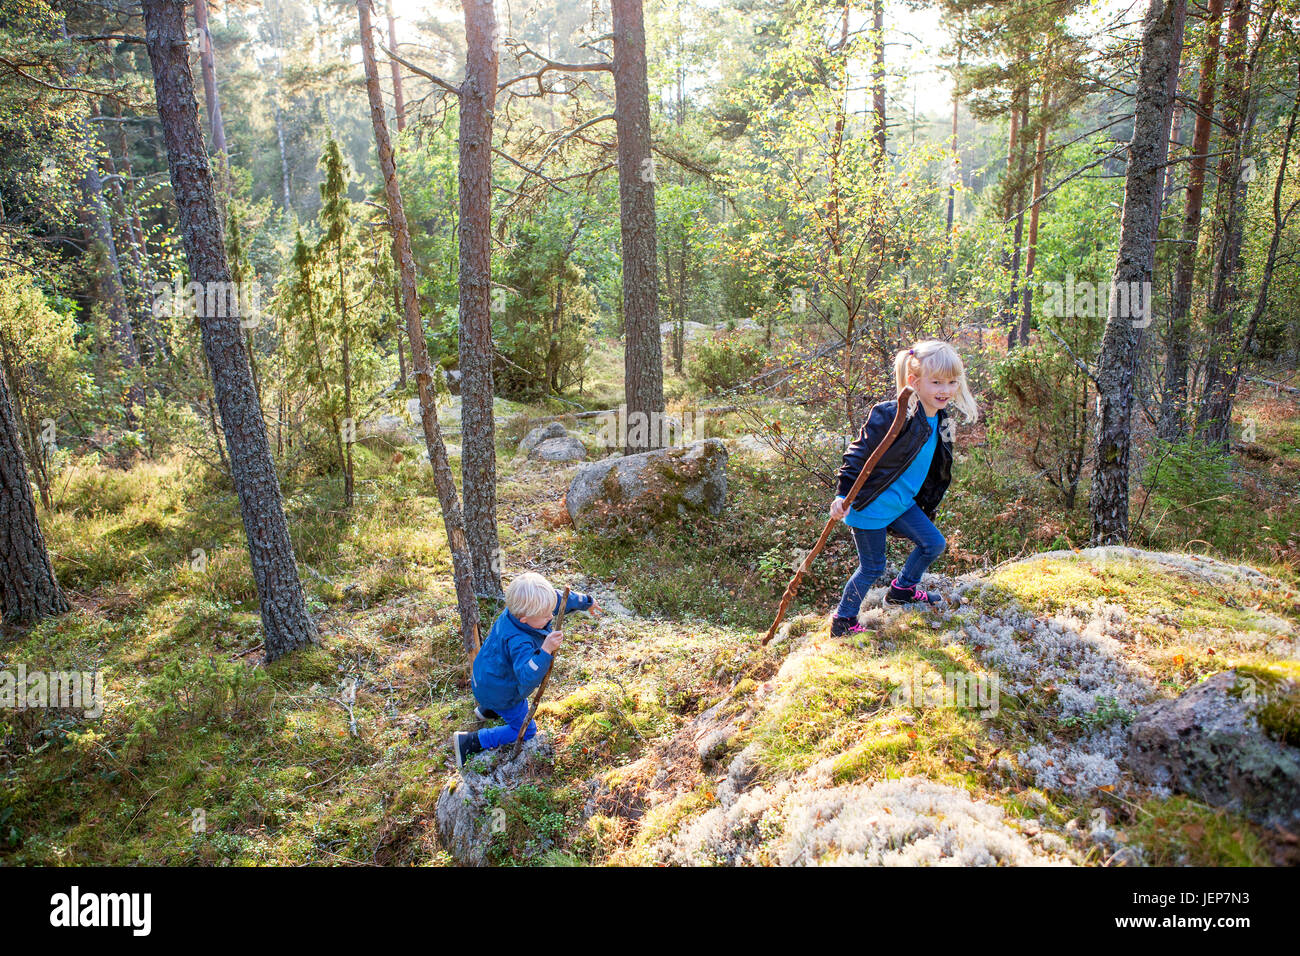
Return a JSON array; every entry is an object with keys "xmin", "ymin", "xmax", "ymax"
[
  {"xmin": 884, "ymin": 579, "xmax": 942, "ymax": 606},
  {"xmin": 830, "ymin": 614, "xmax": 869, "ymax": 637}
]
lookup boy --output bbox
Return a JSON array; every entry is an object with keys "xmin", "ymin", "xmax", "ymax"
[{"xmin": 452, "ymin": 572, "xmax": 602, "ymax": 769}]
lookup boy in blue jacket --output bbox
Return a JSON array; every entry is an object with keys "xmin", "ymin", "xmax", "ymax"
[{"xmin": 452, "ymin": 572, "xmax": 601, "ymax": 768}]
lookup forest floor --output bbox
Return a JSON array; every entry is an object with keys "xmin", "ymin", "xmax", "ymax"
[{"xmin": 2, "ymin": 336, "xmax": 1299, "ymax": 866}]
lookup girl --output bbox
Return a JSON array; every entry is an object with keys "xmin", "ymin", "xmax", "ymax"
[{"xmin": 828, "ymin": 340, "xmax": 978, "ymax": 637}]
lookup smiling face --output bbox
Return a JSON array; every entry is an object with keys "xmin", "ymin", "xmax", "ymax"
[{"xmin": 907, "ymin": 367, "xmax": 959, "ymax": 417}]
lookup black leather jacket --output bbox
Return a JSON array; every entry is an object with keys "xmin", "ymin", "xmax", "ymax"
[{"xmin": 835, "ymin": 398, "xmax": 953, "ymax": 528}]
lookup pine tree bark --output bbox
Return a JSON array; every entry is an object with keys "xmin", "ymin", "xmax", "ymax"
[
  {"xmin": 458, "ymin": 0, "xmax": 503, "ymax": 597},
  {"xmin": 612, "ymin": 0, "xmax": 664, "ymax": 455},
  {"xmin": 1018, "ymin": 80, "xmax": 1051, "ymax": 346},
  {"xmin": 356, "ymin": 0, "xmax": 481, "ymax": 655},
  {"xmin": 387, "ymin": 8, "xmax": 407, "ymax": 132},
  {"xmin": 1158, "ymin": 0, "xmax": 1224, "ymax": 441},
  {"xmin": 193, "ymin": 0, "xmax": 230, "ymax": 193},
  {"xmin": 0, "ymin": 363, "xmax": 69, "ymax": 625},
  {"xmin": 1195, "ymin": 0, "xmax": 1254, "ymax": 447},
  {"xmin": 142, "ymin": 0, "xmax": 317, "ymax": 661},
  {"xmin": 1089, "ymin": 0, "xmax": 1186, "ymax": 545}
]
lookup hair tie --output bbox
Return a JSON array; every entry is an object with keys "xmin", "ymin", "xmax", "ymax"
[{"xmin": 908, "ymin": 348, "xmax": 915, "ymax": 356}]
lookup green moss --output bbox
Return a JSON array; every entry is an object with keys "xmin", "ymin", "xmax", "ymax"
[
  {"xmin": 1233, "ymin": 662, "xmax": 1300, "ymax": 746},
  {"xmin": 1127, "ymin": 796, "xmax": 1271, "ymax": 866}
]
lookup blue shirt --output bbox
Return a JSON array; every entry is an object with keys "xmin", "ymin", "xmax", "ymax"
[
  {"xmin": 470, "ymin": 589, "xmax": 593, "ymax": 712},
  {"xmin": 843, "ymin": 413, "xmax": 938, "ymax": 530}
]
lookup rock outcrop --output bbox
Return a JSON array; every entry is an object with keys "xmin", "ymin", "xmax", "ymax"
[
  {"xmin": 435, "ymin": 737, "xmax": 554, "ymax": 866},
  {"xmin": 566, "ymin": 439, "xmax": 728, "ymax": 529},
  {"xmin": 1128, "ymin": 669, "xmax": 1300, "ymax": 829}
]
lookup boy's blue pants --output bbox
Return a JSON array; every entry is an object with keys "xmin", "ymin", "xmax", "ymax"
[
  {"xmin": 836, "ymin": 503, "xmax": 946, "ymax": 619},
  {"xmin": 477, "ymin": 698, "xmax": 538, "ymax": 750}
]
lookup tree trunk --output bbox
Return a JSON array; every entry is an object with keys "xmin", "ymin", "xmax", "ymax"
[
  {"xmin": 458, "ymin": 0, "xmax": 503, "ymax": 598},
  {"xmin": 274, "ymin": 100, "xmax": 292, "ymax": 210},
  {"xmin": 142, "ymin": 0, "xmax": 318, "ymax": 661},
  {"xmin": 1158, "ymin": 0, "xmax": 1224, "ymax": 441},
  {"xmin": 192, "ymin": 0, "xmax": 230, "ymax": 194},
  {"xmin": 872, "ymin": 0, "xmax": 886, "ymax": 160},
  {"xmin": 1195, "ymin": 0, "xmax": 1253, "ymax": 447},
  {"xmin": 612, "ymin": 0, "xmax": 664, "ymax": 455},
  {"xmin": 1018, "ymin": 81, "xmax": 1051, "ymax": 346},
  {"xmin": 1005, "ymin": 91, "xmax": 1031, "ymax": 349},
  {"xmin": 388, "ymin": 8, "xmax": 407, "ymax": 132},
  {"xmin": 1089, "ymin": 0, "xmax": 1186, "ymax": 545},
  {"xmin": 0, "ymin": 363, "xmax": 69, "ymax": 625},
  {"xmin": 79, "ymin": 125, "xmax": 145, "ymax": 417},
  {"xmin": 356, "ymin": 0, "xmax": 480, "ymax": 655}
]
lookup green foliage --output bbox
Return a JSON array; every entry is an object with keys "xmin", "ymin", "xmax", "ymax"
[
  {"xmin": 126, "ymin": 659, "xmax": 272, "ymax": 757},
  {"xmin": 493, "ymin": 201, "xmax": 596, "ymax": 400},
  {"xmin": 989, "ymin": 338, "xmax": 1094, "ymax": 509},
  {"xmin": 688, "ymin": 333, "xmax": 765, "ymax": 394},
  {"xmin": 1140, "ymin": 437, "xmax": 1236, "ymax": 526},
  {"xmin": 1059, "ymin": 696, "xmax": 1136, "ymax": 731}
]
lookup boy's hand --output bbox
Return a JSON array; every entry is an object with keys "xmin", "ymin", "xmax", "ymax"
[
  {"xmin": 829, "ymin": 496, "xmax": 848, "ymax": 521},
  {"xmin": 589, "ymin": 598, "xmax": 604, "ymax": 617},
  {"xmin": 542, "ymin": 630, "xmax": 563, "ymax": 654}
]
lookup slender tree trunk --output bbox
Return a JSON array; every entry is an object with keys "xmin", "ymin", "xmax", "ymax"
[
  {"xmin": 1089, "ymin": 0, "xmax": 1186, "ymax": 545},
  {"xmin": 997, "ymin": 91, "xmax": 1022, "ymax": 337},
  {"xmin": 79, "ymin": 125, "xmax": 145, "ymax": 417},
  {"xmin": 0, "ymin": 363, "xmax": 69, "ymax": 624},
  {"xmin": 1159, "ymin": 0, "xmax": 1224, "ymax": 441},
  {"xmin": 274, "ymin": 100, "xmax": 292, "ymax": 210},
  {"xmin": 356, "ymin": 0, "xmax": 480, "ymax": 655},
  {"xmin": 872, "ymin": 0, "xmax": 886, "ymax": 160},
  {"xmin": 192, "ymin": 0, "xmax": 230, "ymax": 195},
  {"xmin": 1196, "ymin": 0, "xmax": 1254, "ymax": 447},
  {"xmin": 1005, "ymin": 91, "xmax": 1031, "ymax": 349},
  {"xmin": 458, "ymin": 0, "xmax": 503, "ymax": 597},
  {"xmin": 395, "ymin": 285, "xmax": 407, "ymax": 386},
  {"xmin": 142, "ymin": 0, "xmax": 318, "ymax": 660},
  {"xmin": 946, "ymin": 20, "xmax": 963, "ymax": 246},
  {"xmin": 388, "ymin": 8, "xmax": 407, "ymax": 132},
  {"xmin": 340, "ymin": 257, "xmax": 354, "ymax": 508},
  {"xmin": 1018, "ymin": 81, "xmax": 1051, "ymax": 346},
  {"xmin": 1212, "ymin": 68, "xmax": 1300, "ymax": 431},
  {"xmin": 613, "ymin": 0, "xmax": 664, "ymax": 455}
]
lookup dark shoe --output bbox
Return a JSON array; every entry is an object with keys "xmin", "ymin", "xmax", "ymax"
[
  {"xmin": 474, "ymin": 706, "xmax": 499, "ymax": 722},
  {"xmin": 884, "ymin": 579, "xmax": 941, "ymax": 606},
  {"xmin": 452, "ymin": 730, "xmax": 483, "ymax": 770},
  {"xmin": 830, "ymin": 614, "xmax": 868, "ymax": 637}
]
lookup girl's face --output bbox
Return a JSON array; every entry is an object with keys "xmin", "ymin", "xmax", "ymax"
[{"xmin": 908, "ymin": 367, "xmax": 958, "ymax": 415}]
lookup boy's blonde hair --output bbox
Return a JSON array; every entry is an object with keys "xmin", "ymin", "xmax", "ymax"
[
  {"xmin": 505, "ymin": 572, "xmax": 556, "ymax": 620},
  {"xmin": 894, "ymin": 339, "xmax": 979, "ymax": 423}
]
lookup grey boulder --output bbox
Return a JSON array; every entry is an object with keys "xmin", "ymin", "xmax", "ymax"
[{"xmin": 565, "ymin": 438, "xmax": 728, "ymax": 529}]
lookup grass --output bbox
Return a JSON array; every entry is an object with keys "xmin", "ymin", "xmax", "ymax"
[{"xmin": 3, "ymin": 339, "xmax": 1299, "ymax": 866}]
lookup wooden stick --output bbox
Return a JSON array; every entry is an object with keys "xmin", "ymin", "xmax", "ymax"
[
  {"xmin": 512, "ymin": 586, "xmax": 570, "ymax": 757},
  {"xmin": 761, "ymin": 388, "xmax": 915, "ymax": 645}
]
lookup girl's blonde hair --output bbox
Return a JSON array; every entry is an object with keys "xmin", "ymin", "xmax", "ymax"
[
  {"xmin": 505, "ymin": 572, "xmax": 556, "ymax": 620},
  {"xmin": 894, "ymin": 340, "xmax": 979, "ymax": 423}
]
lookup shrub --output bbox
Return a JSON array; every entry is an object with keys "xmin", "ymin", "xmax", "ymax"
[{"xmin": 689, "ymin": 334, "xmax": 765, "ymax": 394}]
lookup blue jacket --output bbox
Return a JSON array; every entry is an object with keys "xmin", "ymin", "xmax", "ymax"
[{"xmin": 470, "ymin": 589, "xmax": 594, "ymax": 712}]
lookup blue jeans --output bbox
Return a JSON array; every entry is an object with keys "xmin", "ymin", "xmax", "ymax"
[
  {"xmin": 835, "ymin": 503, "xmax": 946, "ymax": 619},
  {"xmin": 477, "ymin": 697, "xmax": 538, "ymax": 750}
]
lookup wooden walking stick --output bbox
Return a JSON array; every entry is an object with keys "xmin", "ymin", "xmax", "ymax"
[
  {"xmin": 761, "ymin": 387, "xmax": 915, "ymax": 645},
  {"xmin": 512, "ymin": 586, "xmax": 569, "ymax": 757}
]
